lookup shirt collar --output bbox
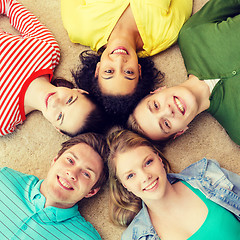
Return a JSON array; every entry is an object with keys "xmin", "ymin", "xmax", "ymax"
[{"xmin": 30, "ymin": 179, "xmax": 80, "ymax": 222}]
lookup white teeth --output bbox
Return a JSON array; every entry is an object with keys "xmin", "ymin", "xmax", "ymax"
[
  {"xmin": 59, "ymin": 177, "xmax": 72, "ymax": 189},
  {"xmin": 144, "ymin": 179, "xmax": 157, "ymax": 191},
  {"xmin": 175, "ymin": 97, "xmax": 184, "ymax": 113},
  {"xmin": 112, "ymin": 49, "xmax": 127, "ymax": 54}
]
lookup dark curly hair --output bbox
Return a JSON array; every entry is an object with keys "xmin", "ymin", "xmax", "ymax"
[{"xmin": 72, "ymin": 50, "xmax": 164, "ymax": 125}]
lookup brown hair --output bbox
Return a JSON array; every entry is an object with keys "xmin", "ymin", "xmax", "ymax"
[
  {"xmin": 107, "ymin": 128, "xmax": 170, "ymax": 226},
  {"xmin": 57, "ymin": 132, "xmax": 109, "ymax": 189}
]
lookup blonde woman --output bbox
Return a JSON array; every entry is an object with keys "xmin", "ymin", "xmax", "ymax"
[{"xmin": 107, "ymin": 129, "xmax": 240, "ymax": 239}]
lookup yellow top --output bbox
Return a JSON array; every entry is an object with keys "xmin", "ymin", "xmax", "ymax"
[{"xmin": 61, "ymin": 0, "xmax": 192, "ymax": 57}]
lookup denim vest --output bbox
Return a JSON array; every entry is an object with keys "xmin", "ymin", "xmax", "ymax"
[{"xmin": 121, "ymin": 158, "xmax": 240, "ymax": 240}]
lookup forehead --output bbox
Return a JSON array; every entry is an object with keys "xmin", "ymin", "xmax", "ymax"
[{"xmin": 116, "ymin": 146, "xmax": 153, "ymax": 174}]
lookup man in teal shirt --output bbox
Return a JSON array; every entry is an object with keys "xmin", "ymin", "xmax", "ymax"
[
  {"xmin": 0, "ymin": 133, "xmax": 109, "ymax": 240},
  {"xmin": 128, "ymin": 0, "xmax": 240, "ymax": 145}
]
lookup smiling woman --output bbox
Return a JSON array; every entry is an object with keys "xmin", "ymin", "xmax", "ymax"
[
  {"xmin": 62, "ymin": 0, "xmax": 193, "ymax": 123},
  {"xmin": 0, "ymin": 0, "xmax": 104, "ymax": 137},
  {"xmin": 107, "ymin": 129, "xmax": 240, "ymax": 240}
]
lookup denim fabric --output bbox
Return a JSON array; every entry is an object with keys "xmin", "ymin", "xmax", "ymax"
[{"xmin": 121, "ymin": 158, "xmax": 240, "ymax": 240}]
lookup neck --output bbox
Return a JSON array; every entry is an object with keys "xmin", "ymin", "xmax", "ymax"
[
  {"xmin": 24, "ymin": 75, "xmax": 54, "ymax": 114},
  {"xmin": 108, "ymin": 6, "xmax": 143, "ymax": 51},
  {"xmin": 40, "ymin": 180, "xmax": 75, "ymax": 209},
  {"xmin": 181, "ymin": 75, "xmax": 211, "ymax": 115},
  {"xmin": 146, "ymin": 182, "xmax": 179, "ymax": 215},
  {"xmin": 146, "ymin": 182, "xmax": 186, "ymax": 221}
]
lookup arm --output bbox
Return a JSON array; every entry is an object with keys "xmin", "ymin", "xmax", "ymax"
[{"xmin": 1, "ymin": 0, "xmax": 60, "ymax": 68}]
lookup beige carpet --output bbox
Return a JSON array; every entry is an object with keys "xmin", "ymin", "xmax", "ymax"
[{"xmin": 0, "ymin": 0, "xmax": 239, "ymax": 239}]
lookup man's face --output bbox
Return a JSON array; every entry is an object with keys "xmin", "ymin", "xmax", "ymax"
[
  {"xmin": 133, "ymin": 86, "xmax": 199, "ymax": 140},
  {"xmin": 41, "ymin": 143, "xmax": 103, "ymax": 209}
]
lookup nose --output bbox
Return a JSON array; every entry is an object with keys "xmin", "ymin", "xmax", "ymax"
[
  {"xmin": 156, "ymin": 103, "xmax": 174, "ymax": 118},
  {"xmin": 66, "ymin": 170, "xmax": 77, "ymax": 181},
  {"xmin": 142, "ymin": 170, "xmax": 152, "ymax": 183}
]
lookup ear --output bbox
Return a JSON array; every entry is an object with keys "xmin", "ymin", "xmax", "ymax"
[
  {"xmin": 76, "ymin": 88, "xmax": 89, "ymax": 95},
  {"xmin": 95, "ymin": 62, "xmax": 100, "ymax": 78},
  {"xmin": 138, "ymin": 64, "xmax": 142, "ymax": 77},
  {"xmin": 55, "ymin": 127, "xmax": 64, "ymax": 135},
  {"xmin": 150, "ymin": 86, "xmax": 167, "ymax": 94},
  {"xmin": 173, "ymin": 126, "xmax": 189, "ymax": 139},
  {"xmin": 51, "ymin": 156, "xmax": 58, "ymax": 166},
  {"xmin": 84, "ymin": 187, "xmax": 100, "ymax": 198},
  {"xmin": 156, "ymin": 153, "xmax": 163, "ymax": 162}
]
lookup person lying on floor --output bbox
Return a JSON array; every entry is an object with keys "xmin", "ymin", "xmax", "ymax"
[
  {"xmin": 0, "ymin": 0, "xmax": 103, "ymax": 137},
  {"xmin": 107, "ymin": 129, "xmax": 240, "ymax": 240},
  {"xmin": 0, "ymin": 132, "xmax": 109, "ymax": 240},
  {"xmin": 128, "ymin": 0, "xmax": 240, "ymax": 145}
]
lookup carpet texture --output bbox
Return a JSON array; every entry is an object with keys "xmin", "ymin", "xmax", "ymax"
[{"xmin": 0, "ymin": 0, "xmax": 239, "ymax": 239}]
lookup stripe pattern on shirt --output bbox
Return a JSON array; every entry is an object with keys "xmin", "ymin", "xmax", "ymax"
[{"xmin": 0, "ymin": 0, "xmax": 60, "ymax": 136}]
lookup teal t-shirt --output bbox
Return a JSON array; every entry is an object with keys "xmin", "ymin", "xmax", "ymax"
[
  {"xmin": 178, "ymin": 0, "xmax": 240, "ymax": 145},
  {"xmin": 182, "ymin": 181, "xmax": 240, "ymax": 240}
]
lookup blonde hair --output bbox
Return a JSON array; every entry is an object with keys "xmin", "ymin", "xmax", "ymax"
[
  {"xmin": 127, "ymin": 113, "xmax": 145, "ymax": 136},
  {"xmin": 107, "ymin": 128, "xmax": 170, "ymax": 227}
]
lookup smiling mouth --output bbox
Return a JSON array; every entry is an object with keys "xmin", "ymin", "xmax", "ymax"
[
  {"xmin": 143, "ymin": 178, "xmax": 159, "ymax": 191},
  {"xmin": 45, "ymin": 92, "xmax": 55, "ymax": 108},
  {"xmin": 174, "ymin": 96, "xmax": 186, "ymax": 115},
  {"xmin": 111, "ymin": 47, "xmax": 128, "ymax": 55},
  {"xmin": 58, "ymin": 176, "xmax": 74, "ymax": 190}
]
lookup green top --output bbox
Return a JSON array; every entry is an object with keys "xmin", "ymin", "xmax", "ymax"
[
  {"xmin": 178, "ymin": 0, "xmax": 240, "ymax": 145},
  {"xmin": 182, "ymin": 181, "xmax": 240, "ymax": 240}
]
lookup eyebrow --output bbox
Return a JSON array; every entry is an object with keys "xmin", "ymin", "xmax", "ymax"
[
  {"xmin": 70, "ymin": 151, "xmax": 97, "ymax": 176},
  {"xmin": 101, "ymin": 75, "xmax": 136, "ymax": 81},
  {"xmin": 60, "ymin": 96, "xmax": 78, "ymax": 126}
]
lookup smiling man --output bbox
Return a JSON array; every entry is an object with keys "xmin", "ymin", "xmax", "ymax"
[{"xmin": 0, "ymin": 133, "xmax": 109, "ymax": 240}]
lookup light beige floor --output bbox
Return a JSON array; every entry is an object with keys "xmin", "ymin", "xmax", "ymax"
[{"xmin": 0, "ymin": 0, "xmax": 239, "ymax": 239}]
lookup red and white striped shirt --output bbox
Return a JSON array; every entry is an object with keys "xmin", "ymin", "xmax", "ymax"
[{"xmin": 0, "ymin": 0, "xmax": 60, "ymax": 136}]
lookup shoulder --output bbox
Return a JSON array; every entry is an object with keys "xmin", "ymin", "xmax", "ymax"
[
  {"xmin": 71, "ymin": 214, "xmax": 102, "ymax": 240},
  {"xmin": 121, "ymin": 204, "xmax": 156, "ymax": 240},
  {"xmin": 0, "ymin": 167, "xmax": 39, "ymax": 186}
]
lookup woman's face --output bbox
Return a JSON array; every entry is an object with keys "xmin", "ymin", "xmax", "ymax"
[
  {"xmin": 42, "ymin": 87, "xmax": 96, "ymax": 135},
  {"xmin": 95, "ymin": 40, "xmax": 141, "ymax": 96},
  {"xmin": 132, "ymin": 86, "xmax": 199, "ymax": 140},
  {"xmin": 115, "ymin": 146, "xmax": 168, "ymax": 203}
]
